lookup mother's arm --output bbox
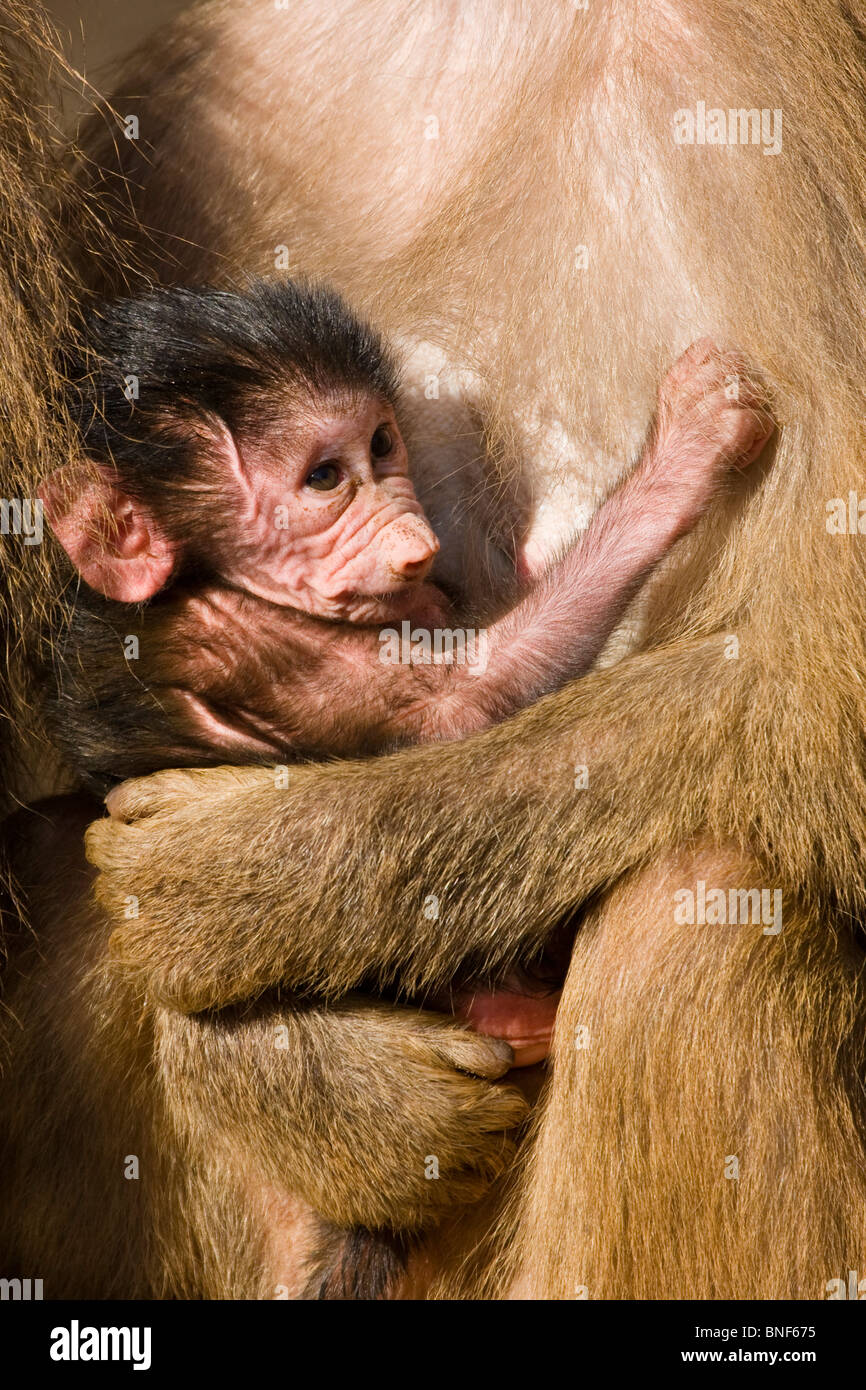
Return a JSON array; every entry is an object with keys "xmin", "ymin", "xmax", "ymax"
[{"xmin": 87, "ymin": 633, "xmax": 745, "ymax": 1015}]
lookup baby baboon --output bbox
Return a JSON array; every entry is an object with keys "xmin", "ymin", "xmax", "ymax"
[{"xmin": 44, "ymin": 281, "xmax": 769, "ymax": 780}]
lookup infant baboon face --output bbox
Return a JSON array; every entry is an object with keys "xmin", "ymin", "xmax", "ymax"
[
  {"xmin": 210, "ymin": 394, "xmax": 442, "ymax": 624},
  {"xmin": 39, "ymin": 281, "xmax": 445, "ymax": 625}
]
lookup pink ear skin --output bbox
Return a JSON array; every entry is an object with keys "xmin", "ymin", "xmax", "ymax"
[{"xmin": 39, "ymin": 463, "xmax": 176, "ymax": 603}]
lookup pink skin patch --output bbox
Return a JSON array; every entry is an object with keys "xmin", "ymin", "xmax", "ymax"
[{"xmin": 452, "ymin": 980, "xmax": 561, "ymax": 1068}]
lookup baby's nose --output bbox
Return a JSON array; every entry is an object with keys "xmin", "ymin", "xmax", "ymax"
[{"xmin": 385, "ymin": 518, "xmax": 439, "ymax": 582}]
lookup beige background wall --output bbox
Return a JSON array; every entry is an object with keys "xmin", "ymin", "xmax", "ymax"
[{"xmin": 44, "ymin": 0, "xmax": 192, "ymax": 82}]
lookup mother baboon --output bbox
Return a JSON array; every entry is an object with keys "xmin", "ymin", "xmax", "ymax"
[{"xmin": 4, "ymin": 0, "xmax": 866, "ymax": 1298}]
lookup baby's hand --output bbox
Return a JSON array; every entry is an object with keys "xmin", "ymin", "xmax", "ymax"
[{"xmin": 648, "ymin": 338, "xmax": 773, "ymax": 521}]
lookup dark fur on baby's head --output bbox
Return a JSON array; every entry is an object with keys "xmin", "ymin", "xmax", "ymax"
[{"xmin": 62, "ymin": 278, "xmax": 401, "ymax": 535}]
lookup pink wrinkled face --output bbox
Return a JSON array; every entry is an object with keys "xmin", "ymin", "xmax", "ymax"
[{"xmin": 215, "ymin": 395, "xmax": 444, "ymax": 624}]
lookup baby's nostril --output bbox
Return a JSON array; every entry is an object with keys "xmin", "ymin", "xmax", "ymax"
[{"xmin": 391, "ymin": 551, "xmax": 433, "ymax": 581}]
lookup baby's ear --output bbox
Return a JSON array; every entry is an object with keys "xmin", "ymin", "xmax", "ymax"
[{"xmin": 39, "ymin": 462, "xmax": 176, "ymax": 602}]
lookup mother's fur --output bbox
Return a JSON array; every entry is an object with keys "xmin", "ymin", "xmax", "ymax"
[{"xmin": 3, "ymin": 0, "xmax": 866, "ymax": 1297}]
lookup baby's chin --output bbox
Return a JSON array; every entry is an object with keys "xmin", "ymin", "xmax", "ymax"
[{"xmin": 345, "ymin": 583, "xmax": 453, "ymax": 628}]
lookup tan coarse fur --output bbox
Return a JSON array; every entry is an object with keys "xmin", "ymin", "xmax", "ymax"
[
  {"xmin": 460, "ymin": 844, "xmax": 866, "ymax": 1299},
  {"xmin": 3, "ymin": 0, "xmax": 866, "ymax": 1299},
  {"xmin": 0, "ymin": 0, "xmax": 79, "ymax": 815}
]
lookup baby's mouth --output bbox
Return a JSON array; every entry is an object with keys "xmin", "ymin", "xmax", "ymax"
[{"xmin": 350, "ymin": 582, "xmax": 453, "ymax": 625}]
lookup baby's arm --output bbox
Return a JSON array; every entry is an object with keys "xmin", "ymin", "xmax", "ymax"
[{"xmin": 403, "ymin": 339, "xmax": 772, "ymax": 739}]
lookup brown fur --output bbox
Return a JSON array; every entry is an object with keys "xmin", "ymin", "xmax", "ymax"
[
  {"xmin": 446, "ymin": 845, "xmax": 866, "ymax": 1298},
  {"xmin": 0, "ymin": 0, "xmax": 77, "ymax": 813},
  {"xmin": 4, "ymin": 0, "xmax": 866, "ymax": 1299}
]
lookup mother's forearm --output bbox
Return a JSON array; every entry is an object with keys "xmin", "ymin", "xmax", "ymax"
[{"xmin": 88, "ymin": 633, "xmax": 745, "ymax": 1012}]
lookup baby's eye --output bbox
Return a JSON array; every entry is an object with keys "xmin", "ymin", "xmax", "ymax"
[
  {"xmin": 370, "ymin": 425, "xmax": 393, "ymax": 458},
  {"xmin": 305, "ymin": 461, "xmax": 342, "ymax": 491}
]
